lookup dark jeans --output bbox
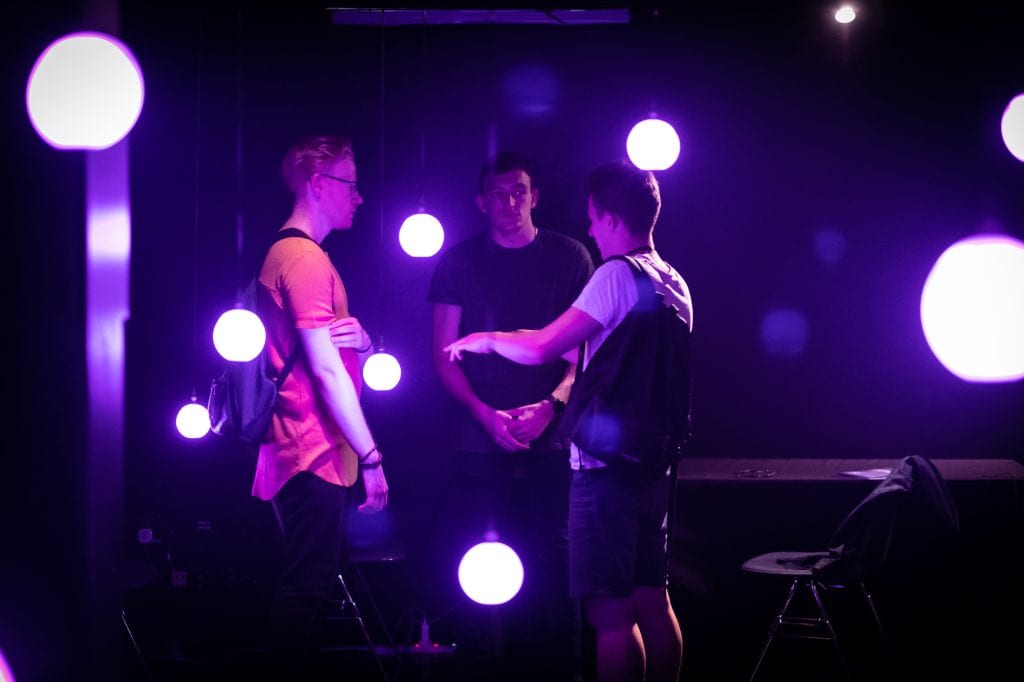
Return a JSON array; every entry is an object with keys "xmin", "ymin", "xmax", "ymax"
[
  {"xmin": 266, "ymin": 471, "xmax": 350, "ymax": 676},
  {"xmin": 443, "ymin": 449, "xmax": 581, "ymax": 682}
]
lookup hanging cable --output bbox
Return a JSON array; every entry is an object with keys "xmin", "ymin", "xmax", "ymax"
[
  {"xmin": 378, "ymin": 6, "xmax": 385, "ymax": 344},
  {"xmin": 189, "ymin": 11, "xmax": 204, "ymax": 403}
]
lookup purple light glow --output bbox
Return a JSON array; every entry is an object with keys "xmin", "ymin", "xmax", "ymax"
[
  {"xmin": 399, "ymin": 212, "xmax": 445, "ymax": 257},
  {"xmin": 213, "ymin": 308, "xmax": 266, "ymax": 362},
  {"xmin": 363, "ymin": 351, "xmax": 402, "ymax": 391},
  {"xmin": 626, "ymin": 118, "xmax": 681, "ymax": 171},
  {"xmin": 458, "ymin": 541, "xmax": 524, "ymax": 605},
  {"xmin": 176, "ymin": 401, "xmax": 211, "ymax": 439},
  {"xmin": 760, "ymin": 309, "xmax": 809, "ymax": 357},
  {"xmin": 920, "ymin": 235, "xmax": 1024, "ymax": 383},
  {"xmin": 813, "ymin": 228, "xmax": 848, "ymax": 264},
  {"xmin": 502, "ymin": 63, "xmax": 559, "ymax": 116},
  {"xmin": 26, "ymin": 32, "xmax": 144, "ymax": 150},
  {"xmin": 0, "ymin": 647, "xmax": 15, "ymax": 682},
  {"xmin": 835, "ymin": 6, "xmax": 856, "ymax": 24},
  {"xmin": 1001, "ymin": 93, "xmax": 1024, "ymax": 163}
]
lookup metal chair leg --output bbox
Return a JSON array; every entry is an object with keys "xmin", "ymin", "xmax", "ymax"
[
  {"xmin": 809, "ymin": 581, "xmax": 853, "ymax": 682},
  {"xmin": 336, "ymin": 572, "xmax": 390, "ymax": 682},
  {"xmin": 749, "ymin": 577, "xmax": 800, "ymax": 682},
  {"xmin": 120, "ymin": 608, "xmax": 156, "ymax": 682}
]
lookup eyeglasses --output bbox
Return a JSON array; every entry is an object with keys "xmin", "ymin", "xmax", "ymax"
[{"xmin": 318, "ymin": 173, "xmax": 359, "ymax": 194}]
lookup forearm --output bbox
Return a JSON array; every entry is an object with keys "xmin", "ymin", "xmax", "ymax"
[
  {"xmin": 489, "ymin": 330, "xmax": 554, "ymax": 365},
  {"xmin": 549, "ymin": 362, "xmax": 577, "ymax": 403},
  {"xmin": 434, "ymin": 355, "xmax": 490, "ymax": 421},
  {"xmin": 310, "ymin": 366, "xmax": 377, "ymax": 457},
  {"xmin": 301, "ymin": 326, "xmax": 377, "ymax": 457}
]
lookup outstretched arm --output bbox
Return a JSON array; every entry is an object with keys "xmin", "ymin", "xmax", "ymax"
[
  {"xmin": 446, "ymin": 306, "xmax": 602, "ymax": 366},
  {"xmin": 299, "ymin": 326, "xmax": 388, "ymax": 512}
]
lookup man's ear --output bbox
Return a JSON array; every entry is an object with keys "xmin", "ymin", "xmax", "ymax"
[
  {"xmin": 530, "ymin": 188, "xmax": 539, "ymax": 209},
  {"xmin": 475, "ymin": 194, "xmax": 487, "ymax": 214},
  {"xmin": 308, "ymin": 173, "xmax": 322, "ymax": 201}
]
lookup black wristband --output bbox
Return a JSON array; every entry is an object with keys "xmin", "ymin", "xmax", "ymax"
[{"xmin": 546, "ymin": 394, "xmax": 566, "ymax": 416}]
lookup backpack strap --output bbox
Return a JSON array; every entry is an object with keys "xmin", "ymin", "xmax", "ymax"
[{"xmin": 262, "ymin": 227, "xmax": 321, "ymax": 387}]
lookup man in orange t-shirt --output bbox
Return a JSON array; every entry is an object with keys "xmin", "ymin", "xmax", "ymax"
[{"xmin": 254, "ymin": 135, "xmax": 388, "ymax": 675}]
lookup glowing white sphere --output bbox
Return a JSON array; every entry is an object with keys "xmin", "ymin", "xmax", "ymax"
[
  {"xmin": 26, "ymin": 32, "xmax": 144, "ymax": 150},
  {"xmin": 835, "ymin": 6, "xmax": 856, "ymax": 24},
  {"xmin": 626, "ymin": 118, "xmax": 681, "ymax": 171},
  {"xmin": 1000, "ymin": 93, "xmax": 1024, "ymax": 163},
  {"xmin": 363, "ymin": 351, "xmax": 402, "ymax": 391},
  {"xmin": 399, "ymin": 212, "xmax": 445, "ymax": 258},
  {"xmin": 213, "ymin": 308, "xmax": 266, "ymax": 362},
  {"xmin": 0, "ymin": 647, "xmax": 13, "ymax": 679},
  {"xmin": 176, "ymin": 401, "xmax": 211, "ymax": 439},
  {"xmin": 0, "ymin": 647, "xmax": 15, "ymax": 682},
  {"xmin": 458, "ymin": 541, "xmax": 524, "ymax": 605},
  {"xmin": 921, "ymin": 235, "xmax": 1024, "ymax": 383}
]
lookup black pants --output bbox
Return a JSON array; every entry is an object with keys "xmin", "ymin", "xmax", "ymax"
[
  {"xmin": 443, "ymin": 449, "xmax": 581, "ymax": 682},
  {"xmin": 266, "ymin": 471, "xmax": 350, "ymax": 676}
]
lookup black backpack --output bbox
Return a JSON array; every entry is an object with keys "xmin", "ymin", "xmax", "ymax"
[
  {"xmin": 560, "ymin": 255, "xmax": 693, "ymax": 478},
  {"xmin": 206, "ymin": 228, "xmax": 312, "ymax": 445}
]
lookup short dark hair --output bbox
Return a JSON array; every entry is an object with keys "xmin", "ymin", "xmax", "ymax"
[
  {"xmin": 281, "ymin": 135, "xmax": 354, "ymax": 196},
  {"xmin": 478, "ymin": 151, "xmax": 535, "ymax": 195},
  {"xmin": 584, "ymin": 161, "xmax": 661, "ymax": 237}
]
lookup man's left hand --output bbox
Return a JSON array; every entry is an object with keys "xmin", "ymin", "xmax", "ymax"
[
  {"xmin": 506, "ymin": 400, "xmax": 555, "ymax": 445},
  {"xmin": 330, "ymin": 316, "xmax": 371, "ymax": 352}
]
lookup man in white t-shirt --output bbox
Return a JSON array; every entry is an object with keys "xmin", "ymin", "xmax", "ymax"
[{"xmin": 445, "ymin": 161, "xmax": 692, "ymax": 682}]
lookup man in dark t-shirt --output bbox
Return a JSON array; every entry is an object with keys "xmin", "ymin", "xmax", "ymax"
[{"xmin": 429, "ymin": 152, "xmax": 593, "ymax": 681}]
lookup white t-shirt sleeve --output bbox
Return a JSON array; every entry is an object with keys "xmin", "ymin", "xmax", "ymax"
[{"xmin": 570, "ymin": 259, "xmax": 638, "ymax": 337}]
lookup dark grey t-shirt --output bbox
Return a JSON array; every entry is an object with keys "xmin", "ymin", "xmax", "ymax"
[{"xmin": 428, "ymin": 229, "xmax": 594, "ymax": 452}]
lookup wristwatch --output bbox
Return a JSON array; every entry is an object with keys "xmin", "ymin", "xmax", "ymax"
[{"xmin": 546, "ymin": 394, "xmax": 566, "ymax": 416}]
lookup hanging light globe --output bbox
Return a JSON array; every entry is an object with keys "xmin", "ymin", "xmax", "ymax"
[
  {"xmin": 920, "ymin": 234, "xmax": 1024, "ymax": 383},
  {"xmin": 626, "ymin": 117, "xmax": 681, "ymax": 171},
  {"xmin": 399, "ymin": 212, "xmax": 445, "ymax": 258},
  {"xmin": 176, "ymin": 400, "xmax": 211, "ymax": 439},
  {"xmin": 213, "ymin": 308, "xmax": 266, "ymax": 362},
  {"xmin": 26, "ymin": 32, "xmax": 144, "ymax": 150},
  {"xmin": 1001, "ymin": 93, "xmax": 1024, "ymax": 163},
  {"xmin": 458, "ymin": 541, "xmax": 524, "ymax": 605},
  {"xmin": 363, "ymin": 350, "xmax": 402, "ymax": 391}
]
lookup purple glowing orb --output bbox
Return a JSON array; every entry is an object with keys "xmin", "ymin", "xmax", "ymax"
[
  {"xmin": 0, "ymin": 647, "xmax": 14, "ymax": 682},
  {"xmin": 626, "ymin": 118, "xmax": 681, "ymax": 171},
  {"xmin": 920, "ymin": 235, "xmax": 1024, "ymax": 382},
  {"xmin": 458, "ymin": 541, "xmax": 524, "ymax": 605},
  {"xmin": 176, "ymin": 401, "xmax": 211, "ymax": 439},
  {"xmin": 399, "ymin": 212, "xmax": 444, "ymax": 258},
  {"xmin": 26, "ymin": 32, "xmax": 144, "ymax": 150},
  {"xmin": 363, "ymin": 351, "xmax": 401, "ymax": 391},
  {"xmin": 1001, "ymin": 93, "xmax": 1024, "ymax": 163}
]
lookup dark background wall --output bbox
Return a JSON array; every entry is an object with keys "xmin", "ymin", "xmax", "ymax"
[{"xmin": 4, "ymin": 1, "xmax": 1022, "ymax": 680}]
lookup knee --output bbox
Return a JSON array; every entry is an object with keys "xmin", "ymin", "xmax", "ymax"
[{"xmin": 583, "ymin": 594, "xmax": 635, "ymax": 634}]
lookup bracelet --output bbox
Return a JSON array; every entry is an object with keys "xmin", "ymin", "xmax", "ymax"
[
  {"xmin": 359, "ymin": 456, "xmax": 383, "ymax": 470},
  {"xmin": 358, "ymin": 445, "xmax": 379, "ymax": 462},
  {"xmin": 356, "ymin": 338, "xmax": 373, "ymax": 353}
]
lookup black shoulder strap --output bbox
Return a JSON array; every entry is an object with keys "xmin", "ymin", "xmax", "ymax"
[
  {"xmin": 272, "ymin": 227, "xmax": 318, "ymax": 247},
  {"xmin": 262, "ymin": 227, "xmax": 320, "ymax": 387}
]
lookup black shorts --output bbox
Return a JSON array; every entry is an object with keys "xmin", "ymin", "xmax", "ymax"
[{"xmin": 568, "ymin": 466, "xmax": 670, "ymax": 598}]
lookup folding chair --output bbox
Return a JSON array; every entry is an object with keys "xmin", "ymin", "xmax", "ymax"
[{"xmin": 741, "ymin": 455, "xmax": 959, "ymax": 681}]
